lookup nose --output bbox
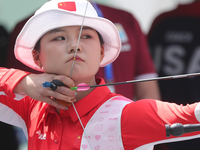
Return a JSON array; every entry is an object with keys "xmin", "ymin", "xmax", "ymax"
[
  {"xmin": 68, "ymin": 42, "xmax": 82, "ymax": 54},
  {"xmin": 67, "ymin": 35, "xmax": 83, "ymax": 54}
]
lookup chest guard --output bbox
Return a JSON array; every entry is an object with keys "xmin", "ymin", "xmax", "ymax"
[{"xmin": 80, "ymin": 96, "xmax": 132, "ymax": 150}]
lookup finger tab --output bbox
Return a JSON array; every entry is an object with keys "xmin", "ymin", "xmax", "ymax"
[{"xmin": 55, "ymin": 99, "xmax": 72, "ymax": 107}]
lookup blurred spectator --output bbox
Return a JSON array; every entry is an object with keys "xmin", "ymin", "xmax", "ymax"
[
  {"xmin": 0, "ymin": 25, "xmax": 9, "ymax": 67},
  {"xmin": 148, "ymin": 1, "xmax": 200, "ymax": 149},
  {"xmin": 92, "ymin": 2, "xmax": 160, "ymax": 100}
]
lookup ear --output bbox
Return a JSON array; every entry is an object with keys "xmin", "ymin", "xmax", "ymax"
[
  {"xmin": 32, "ymin": 50, "xmax": 42, "ymax": 68},
  {"xmin": 100, "ymin": 45, "xmax": 105, "ymax": 63}
]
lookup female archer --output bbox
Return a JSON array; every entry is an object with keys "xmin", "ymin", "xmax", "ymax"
[{"xmin": 1, "ymin": 0, "xmax": 200, "ymax": 149}]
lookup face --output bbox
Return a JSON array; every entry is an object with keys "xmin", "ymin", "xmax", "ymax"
[{"xmin": 34, "ymin": 26, "xmax": 104, "ymax": 84}]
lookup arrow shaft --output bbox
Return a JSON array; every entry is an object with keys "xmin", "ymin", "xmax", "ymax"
[{"xmin": 89, "ymin": 72, "xmax": 200, "ymax": 88}]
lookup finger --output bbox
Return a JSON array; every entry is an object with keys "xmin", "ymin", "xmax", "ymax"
[
  {"xmin": 47, "ymin": 89, "xmax": 76, "ymax": 103},
  {"xmin": 52, "ymin": 80, "xmax": 65, "ymax": 86},
  {"xmin": 36, "ymin": 88, "xmax": 73, "ymax": 109},
  {"xmin": 56, "ymin": 86, "xmax": 76, "ymax": 97},
  {"xmin": 52, "ymin": 75, "xmax": 75, "ymax": 88}
]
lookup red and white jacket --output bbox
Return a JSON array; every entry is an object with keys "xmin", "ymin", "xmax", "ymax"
[{"xmin": 1, "ymin": 67, "xmax": 200, "ymax": 150}]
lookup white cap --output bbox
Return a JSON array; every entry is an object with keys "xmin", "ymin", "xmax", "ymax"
[{"xmin": 14, "ymin": 0, "xmax": 121, "ymax": 71}]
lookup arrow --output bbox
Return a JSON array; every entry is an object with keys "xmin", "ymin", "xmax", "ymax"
[{"xmin": 70, "ymin": 72, "xmax": 200, "ymax": 91}]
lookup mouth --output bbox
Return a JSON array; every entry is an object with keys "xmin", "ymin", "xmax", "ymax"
[{"xmin": 67, "ymin": 56, "xmax": 84, "ymax": 62}]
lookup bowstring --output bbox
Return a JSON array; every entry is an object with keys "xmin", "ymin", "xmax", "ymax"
[
  {"xmin": 69, "ymin": 1, "xmax": 94, "ymax": 149},
  {"xmin": 69, "ymin": 1, "xmax": 88, "ymax": 78}
]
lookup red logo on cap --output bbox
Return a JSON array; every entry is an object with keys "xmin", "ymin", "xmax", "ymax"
[{"xmin": 58, "ymin": 2, "xmax": 76, "ymax": 11}]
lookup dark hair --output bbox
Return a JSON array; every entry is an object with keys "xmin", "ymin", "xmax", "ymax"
[
  {"xmin": 34, "ymin": 38, "xmax": 41, "ymax": 52},
  {"xmin": 97, "ymin": 31, "xmax": 104, "ymax": 46},
  {"xmin": 34, "ymin": 31, "xmax": 104, "ymax": 52}
]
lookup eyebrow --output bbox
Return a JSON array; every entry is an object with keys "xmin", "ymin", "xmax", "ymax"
[
  {"xmin": 48, "ymin": 26, "xmax": 96, "ymax": 35},
  {"xmin": 82, "ymin": 26, "xmax": 95, "ymax": 31},
  {"xmin": 48, "ymin": 28, "xmax": 65, "ymax": 34}
]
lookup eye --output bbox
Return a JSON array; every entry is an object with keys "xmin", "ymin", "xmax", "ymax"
[
  {"xmin": 81, "ymin": 35, "xmax": 92, "ymax": 39},
  {"xmin": 53, "ymin": 36, "xmax": 65, "ymax": 41}
]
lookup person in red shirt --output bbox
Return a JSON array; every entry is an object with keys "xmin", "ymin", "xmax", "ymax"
[
  {"xmin": 5, "ymin": 3, "xmax": 160, "ymax": 148},
  {"xmin": 1, "ymin": 0, "xmax": 200, "ymax": 150},
  {"xmin": 93, "ymin": 2, "xmax": 160, "ymax": 100}
]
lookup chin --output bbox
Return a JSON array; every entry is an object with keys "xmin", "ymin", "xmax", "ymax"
[
  {"xmin": 71, "ymin": 74, "xmax": 84, "ymax": 81},
  {"xmin": 72, "ymin": 74, "xmax": 96, "ymax": 84},
  {"xmin": 57, "ymin": 69, "xmax": 71, "ymax": 76}
]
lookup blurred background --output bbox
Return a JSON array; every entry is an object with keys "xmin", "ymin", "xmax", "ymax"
[{"xmin": 0, "ymin": 0, "xmax": 194, "ymax": 33}]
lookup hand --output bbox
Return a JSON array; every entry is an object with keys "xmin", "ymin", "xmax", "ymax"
[{"xmin": 14, "ymin": 73, "xmax": 76, "ymax": 110}]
